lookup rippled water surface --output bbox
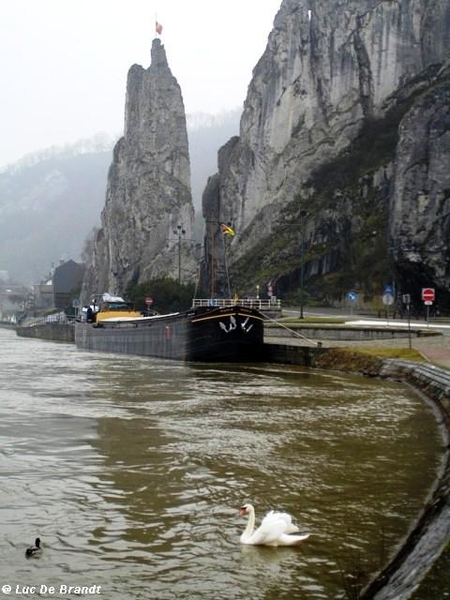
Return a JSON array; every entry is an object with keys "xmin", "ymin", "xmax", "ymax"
[{"xmin": 0, "ymin": 328, "xmax": 444, "ymax": 599}]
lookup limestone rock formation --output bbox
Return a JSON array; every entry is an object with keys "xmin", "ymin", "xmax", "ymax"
[
  {"xmin": 391, "ymin": 69, "xmax": 450, "ymax": 295},
  {"xmin": 202, "ymin": 0, "xmax": 450, "ymax": 308},
  {"xmin": 82, "ymin": 39, "xmax": 195, "ymax": 301}
]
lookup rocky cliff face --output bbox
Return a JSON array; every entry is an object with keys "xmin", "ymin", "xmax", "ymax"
[
  {"xmin": 391, "ymin": 68, "xmax": 450, "ymax": 298},
  {"xmin": 202, "ymin": 0, "xmax": 450, "ymax": 308},
  {"xmin": 82, "ymin": 39, "xmax": 195, "ymax": 301}
]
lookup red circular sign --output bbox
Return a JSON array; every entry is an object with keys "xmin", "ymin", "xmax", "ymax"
[
  {"xmin": 422, "ymin": 288, "xmax": 435, "ymax": 302},
  {"xmin": 145, "ymin": 297, "xmax": 153, "ymax": 306}
]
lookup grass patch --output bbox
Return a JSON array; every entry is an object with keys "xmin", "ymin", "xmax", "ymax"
[
  {"xmin": 346, "ymin": 347, "xmax": 425, "ymax": 361},
  {"xmin": 275, "ymin": 317, "xmax": 347, "ymax": 325}
]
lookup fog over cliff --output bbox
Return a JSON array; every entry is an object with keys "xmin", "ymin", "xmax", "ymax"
[{"xmin": 0, "ymin": 112, "xmax": 239, "ymax": 285}]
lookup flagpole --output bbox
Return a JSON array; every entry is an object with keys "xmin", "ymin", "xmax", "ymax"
[{"xmin": 221, "ymin": 232, "xmax": 232, "ymax": 298}]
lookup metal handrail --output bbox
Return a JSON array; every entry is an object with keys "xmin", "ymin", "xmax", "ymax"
[
  {"xmin": 19, "ymin": 312, "xmax": 71, "ymax": 327},
  {"xmin": 192, "ymin": 298, "xmax": 281, "ymax": 310}
]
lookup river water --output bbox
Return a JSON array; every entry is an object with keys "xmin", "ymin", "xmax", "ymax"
[{"xmin": 0, "ymin": 328, "xmax": 444, "ymax": 599}]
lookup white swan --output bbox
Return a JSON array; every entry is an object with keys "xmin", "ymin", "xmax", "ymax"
[{"xmin": 239, "ymin": 503, "xmax": 310, "ymax": 546}]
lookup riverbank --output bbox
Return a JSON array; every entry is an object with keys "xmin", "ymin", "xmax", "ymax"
[{"xmin": 265, "ymin": 336, "xmax": 450, "ymax": 600}]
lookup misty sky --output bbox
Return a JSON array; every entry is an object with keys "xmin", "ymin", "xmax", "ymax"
[{"xmin": 1, "ymin": 0, "xmax": 282, "ymax": 169}]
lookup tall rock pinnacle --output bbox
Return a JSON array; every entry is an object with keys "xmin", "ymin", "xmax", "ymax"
[{"xmin": 82, "ymin": 38, "xmax": 196, "ymax": 300}]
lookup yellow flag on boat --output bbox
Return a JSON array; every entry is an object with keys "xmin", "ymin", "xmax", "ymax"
[{"xmin": 220, "ymin": 223, "xmax": 235, "ymax": 236}]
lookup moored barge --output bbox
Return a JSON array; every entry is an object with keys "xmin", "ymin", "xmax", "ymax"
[{"xmin": 75, "ymin": 296, "xmax": 268, "ymax": 362}]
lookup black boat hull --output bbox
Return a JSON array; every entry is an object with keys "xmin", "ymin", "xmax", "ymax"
[{"xmin": 75, "ymin": 305, "xmax": 265, "ymax": 362}]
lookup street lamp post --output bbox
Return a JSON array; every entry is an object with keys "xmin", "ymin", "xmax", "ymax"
[
  {"xmin": 173, "ymin": 225, "xmax": 186, "ymax": 284},
  {"xmin": 299, "ymin": 210, "xmax": 308, "ymax": 319}
]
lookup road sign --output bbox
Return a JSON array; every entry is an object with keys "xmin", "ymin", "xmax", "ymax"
[
  {"xmin": 382, "ymin": 293, "xmax": 394, "ymax": 306},
  {"xmin": 421, "ymin": 288, "xmax": 435, "ymax": 303},
  {"xmin": 402, "ymin": 294, "xmax": 411, "ymax": 305},
  {"xmin": 384, "ymin": 285, "xmax": 394, "ymax": 295},
  {"xmin": 145, "ymin": 297, "xmax": 153, "ymax": 306},
  {"xmin": 348, "ymin": 291, "xmax": 357, "ymax": 302}
]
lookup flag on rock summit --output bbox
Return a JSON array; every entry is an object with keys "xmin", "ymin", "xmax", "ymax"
[{"xmin": 155, "ymin": 21, "xmax": 163, "ymax": 35}]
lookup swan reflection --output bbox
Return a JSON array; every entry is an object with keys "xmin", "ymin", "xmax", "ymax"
[{"xmin": 240, "ymin": 543, "xmax": 304, "ymax": 567}]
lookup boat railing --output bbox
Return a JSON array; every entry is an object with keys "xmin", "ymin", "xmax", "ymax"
[{"xmin": 192, "ymin": 298, "xmax": 281, "ymax": 311}]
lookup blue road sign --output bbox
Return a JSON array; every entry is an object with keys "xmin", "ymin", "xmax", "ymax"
[{"xmin": 348, "ymin": 291, "xmax": 357, "ymax": 302}]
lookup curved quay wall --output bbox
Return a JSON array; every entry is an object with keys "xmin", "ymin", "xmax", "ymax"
[{"xmin": 265, "ymin": 343, "xmax": 450, "ymax": 600}]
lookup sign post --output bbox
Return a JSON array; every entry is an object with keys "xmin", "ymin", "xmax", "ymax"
[
  {"xmin": 382, "ymin": 285, "xmax": 394, "ymax": 323},
  {"xmin": 145, "ymin": 296, "xmax": 153, "ymax": 316},
  {"xmin": 72, "ymin": 298, "xmax": 79, "ymax": 319},
  {"xmin": 421, "ymin": 288, "xmax": 435, "ymax": 324},
  {"xmin": 348, "ymin": 291, "xmax": 357, "ymax": 316},
  {"xmin": 402, "ymin": 294, "xmax": 412, "ymax": 349}
]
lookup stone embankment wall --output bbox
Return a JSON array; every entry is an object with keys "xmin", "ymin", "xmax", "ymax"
[
  {"xmin": 265, "ymin": 324, "xmax": 427, "ymax": 341},
  {"xmin": 15, "ymin": 324, "xmax": 75, "ymax": 343},
  {"xmin": 265, "ymin": 343, "xmax": 450, "ymax": 600}
]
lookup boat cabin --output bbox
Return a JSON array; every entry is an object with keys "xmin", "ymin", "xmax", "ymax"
[{"xmin": 95, "ymin": 294, "xmax": 141, "ymax": 322}]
